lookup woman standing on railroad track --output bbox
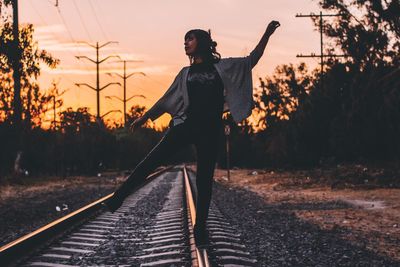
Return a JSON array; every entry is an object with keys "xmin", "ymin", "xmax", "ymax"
[{"xmin": 104, "ymin": 20, "xmax": 280, "ymax": 247}]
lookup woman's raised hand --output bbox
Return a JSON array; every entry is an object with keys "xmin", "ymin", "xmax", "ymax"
[
  {"xmin": 129, "ymin": 116, "xmax": 147, "ymax": 132},
  {"xmin": 266, "ymin": 20, "xmax": 280, "ymax": 36}
]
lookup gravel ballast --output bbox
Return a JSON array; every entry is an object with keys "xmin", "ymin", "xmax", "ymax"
[
  {"xmin": 67, "ymin": 171, "xmax": 178, "ymax": 266},
  {"xmin": 212, "ymin": 182, "xmax": 400, "ymax": 267}
]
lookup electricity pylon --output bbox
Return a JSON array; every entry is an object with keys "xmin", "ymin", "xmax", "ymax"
[
  {"xmin": 75, "ymin": 41, "xmax": 121, "ymax": 120},
  {"xmin": 106, "ymin": 60, "xmax": 146, "ymax": 127}
]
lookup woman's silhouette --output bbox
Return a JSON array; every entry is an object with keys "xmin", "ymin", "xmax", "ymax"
[{"xmin": 105, "ymin": 20, "xmax": 280, "ymax": 247}]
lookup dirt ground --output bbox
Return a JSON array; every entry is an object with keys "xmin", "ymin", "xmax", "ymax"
[{"xmin": 213, "ymin": 165, "xmax": 400, "ymax": 262}]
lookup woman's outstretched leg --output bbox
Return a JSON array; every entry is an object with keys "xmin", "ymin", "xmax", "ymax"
[{"xmin": 105, "ymin": 123, "xmax": 189, "ymax": 211}]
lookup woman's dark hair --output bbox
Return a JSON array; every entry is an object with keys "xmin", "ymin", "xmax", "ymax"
[{"xmin": 184, "ymin": 29, "xmax": 221, "ymax": 64}]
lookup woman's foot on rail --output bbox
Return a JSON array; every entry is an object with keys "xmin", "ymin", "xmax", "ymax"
[
  {"xmin": 194, "ymin": 223, "xmax": 209, "ymax": 248},
  {"xmin": 102, "ymin": 194, "xmax": 123, "ymax": 213}
]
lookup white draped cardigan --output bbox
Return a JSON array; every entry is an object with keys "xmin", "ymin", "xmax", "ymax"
[{"xmin": 145, "ymin": 49, "xmax": 262, "ymax": 124}]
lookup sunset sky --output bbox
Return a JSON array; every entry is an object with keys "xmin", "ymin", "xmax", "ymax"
[{"xmin": 18, "ymin": 0, "xmax": 324, "ymax": 127}]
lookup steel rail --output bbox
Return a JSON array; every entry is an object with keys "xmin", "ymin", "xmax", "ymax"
[
  {"xmin": 183, "ymin": 166, "xmax": 211, "ymax": 267},
  {"xmin": 0, "ymin": 166, "xmax": 172, "ymax": 266}
]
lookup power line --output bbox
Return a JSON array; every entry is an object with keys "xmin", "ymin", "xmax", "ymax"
[
  {"xmin": 88, "ymin": 0, "xmax": 108, "ymax": 40},
  {"xmin": 87, "ymin": 0, "xmax": 122, "ymax": 72},
  {"xmin": 93, "ymin": 1, "xmax": 146, "ymax": 70},
  {"xmin": 55, "ymin": 7, "xmax": 76, "ymax": 47},
  {"xmin": 28, "ymin": 0, "xmax": 80, "ymax": 87},
  {"xmin": 52, "ymin": 1, "xmax": 95, "ymax": 84},
  {"xmin": 71, "ymin": 0, "xmax": 93, "ymax": 42}
]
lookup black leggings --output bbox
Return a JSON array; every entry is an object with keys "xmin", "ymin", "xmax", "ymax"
[{"xmin": 114, "ymin": 120, "xmax": 221, "ymax": 228}]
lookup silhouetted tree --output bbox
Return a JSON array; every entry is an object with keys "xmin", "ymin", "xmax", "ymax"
[
  {"xmin": 317, "ymin": 0, "xmax": 399, "ymax": 68},
  {"xmin": 253, "ymin": 63, "xmax": 314, "ymax": 131},
  {"xmin": 57, "ymin": 107, "xmax": 116, "ymax": 174},
  {"xmin": 126, "ymin": 105, "xmax": 147, "ymax": 126},
  {"xmin": 0, "ymin": 22, "xmax": 59, "ymax": 127}
]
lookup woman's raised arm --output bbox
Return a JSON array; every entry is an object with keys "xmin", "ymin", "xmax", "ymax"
[{"xmin": 250, "ymin": 20, "xmax": 280, "ymax": 68}]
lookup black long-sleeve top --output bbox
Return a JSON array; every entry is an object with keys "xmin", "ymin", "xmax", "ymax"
[{"xmin": 186, "ymin": 62, "xmax": 224, "ymax": 127}]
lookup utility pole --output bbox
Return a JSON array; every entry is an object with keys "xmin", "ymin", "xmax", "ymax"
[
  {"xmin": 51, "ymin": 81, "xmax": 57, "ymax": 129},
  {"xmin": 50, "ymin": 81, "xmax": 68, "ymax": 130},
  {"xmin": 224, "ymin": 124, "xmax": 231, "ymax": 181},
  {"xmin": 106, "ymin": 60, "xmax": 145, "ymax": 127},
  {"xmin": 52, "ymin": 95, "xmax": 56, "ymax": 128},
  {"xmin": 12, "ymin": 0, "xmax": 22, "ymax": 130},
  {"xmin": 75, "ymin": 41, "xmax": 121, "ymax": 120},
  {"xmin": 11, "ymin": 0, "xmax": 24, "ymax": 177},
  {"xmin": 296, "ymin": 11, "xmax": 348, "ymax": 90}
]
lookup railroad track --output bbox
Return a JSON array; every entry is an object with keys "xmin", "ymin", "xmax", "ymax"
[{"xmin": 0, "ymin": 166, "xmax": 257, "ymax": 266}]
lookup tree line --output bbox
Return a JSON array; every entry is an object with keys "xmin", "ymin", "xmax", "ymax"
[
  {"xmin": 222, "ymin": 0, "xmax": 399, "ymax": 168},
  {"xmin": 0, "ymin": 0, "xmax": 399, "ymax": 178}
]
